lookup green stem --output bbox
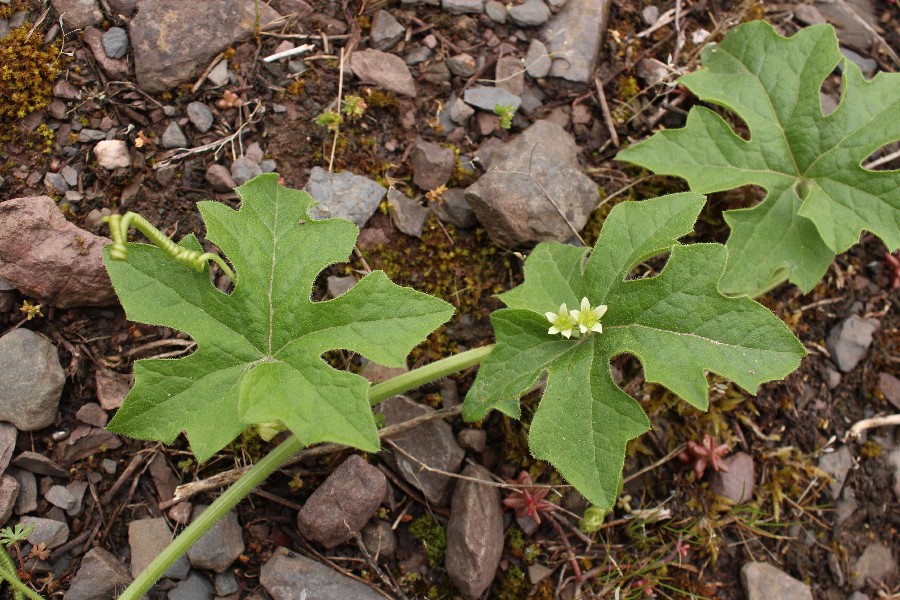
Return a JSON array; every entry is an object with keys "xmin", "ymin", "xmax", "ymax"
[
  {"xmin": 0, "ymin": 547, "xmax": 43, "ymax": 600},
  {"xmin": 119, "ymin": 344, "xmax": 495, "ymax": 598}
]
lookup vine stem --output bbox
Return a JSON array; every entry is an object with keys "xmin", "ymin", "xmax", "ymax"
[{"xmin": 118, "ymin": 344, "xmax": 494, "ymax": 599}]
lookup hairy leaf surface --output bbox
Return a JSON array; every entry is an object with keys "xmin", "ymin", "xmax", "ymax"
[
  {"xmin": 618, "ymin": 22, "xmax": 900, "ymax": 295},
  {"xmin": 463, "ymin": 193, "xmax": 805, "ymax": 508},
  {"xmin": 104, "ymin": 174, "xmax": 453, "ymax": 460}
]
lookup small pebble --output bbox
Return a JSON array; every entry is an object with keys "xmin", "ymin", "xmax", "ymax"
[{"xmin": 102, "ymin": 27, "xmax": 129, "ymax": 59}]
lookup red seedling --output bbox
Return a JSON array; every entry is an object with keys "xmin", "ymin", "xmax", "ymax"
[
  {"xmin": 678, "ymin": 433, "xmax": 730, "ymax": 479},
  {"xmin": 502, "ymin": 471, "xmax": 555, "ymax": 525}
]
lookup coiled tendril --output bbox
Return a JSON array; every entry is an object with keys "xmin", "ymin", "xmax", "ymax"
[{"xmin": 103, "ymin": 212, "xmax": 237, "ymax": 283}]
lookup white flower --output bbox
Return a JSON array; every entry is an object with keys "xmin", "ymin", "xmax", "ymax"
[
  {"xmin": 570, "ymin": 297, "xmax": 607, "ymax": 334},
  {"xmin": 545, "ymin": 303, "xmax": 578, "ymax": 338}
]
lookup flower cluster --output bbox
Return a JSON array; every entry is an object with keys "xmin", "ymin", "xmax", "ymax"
[{"xmin": 545, "ymin": 297, "xmax": 608, "ymax": 338}]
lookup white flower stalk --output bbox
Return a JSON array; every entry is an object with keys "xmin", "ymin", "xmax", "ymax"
[
  {"xmin": 545, "ymin": 303, "xmax": 578, "ymax": 338},
  {"xmin": 570, "ymin": 297, "xmax": 608, "ymax": 334}
]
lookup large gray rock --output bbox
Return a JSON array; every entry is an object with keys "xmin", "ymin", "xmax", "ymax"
[
  {"xmin": 297, "ymin": 455, "xmax": 386, "ymax": 549},
  {"xmin": 541, "ymin": 0, "xmax": 611, "ymax": 82},
  {"xmin": 260, "ymin": 546, "xmax": 385, "ymax": 600},
  {"xmin": 826, "ymin": 315, "xmax": 879, "ymax": 372},
  {"xmin": 446, "ymin": 465, "xmax": 504, "ymax": 600},
  {"xmin": 129, "ymin": 518, "xmax": 190, "ymax": 580},
  {"xmin": 304, "ymin": 167, "xmax": 386, "ymax": 227},
  {"xmin": 465, "ymin": 120, "xmax": 598, "ymax": 247},
  {"xmin": 65, "ymin": 547, "xmax": 131, "ymax": 600},
  {"xmin": 51, "ymin": 0, "xmax": 102, "ymax": 29},
  {"xmin": 349, "ymin": 49, "xmax": 417, "ymax": 97},
  {"xmin": 378, "ymin": 395, "xmax": 464, "ymax": 506},
  {"xmin": 0, "ymin": 196, "xmax": 115, "ymax": 307},
  {"xmin": 740, "ymin": 562, "xmax": 812, "ymax": 600},
  {"xmin": 186, "ymin": 505, "xmax": 245, "ymax": 572},
  {"xmin": 0, "ymin": 329, "xmax": 64, "ymax": 431},
  {"xmin": 129, "ymin": 0, "xmax": 282, "ymax": 93}
]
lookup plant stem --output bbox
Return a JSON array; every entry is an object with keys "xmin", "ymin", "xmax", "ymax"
[{"xmin": 120, "ymin": 344, "xmax": 495, "ymax": 598}]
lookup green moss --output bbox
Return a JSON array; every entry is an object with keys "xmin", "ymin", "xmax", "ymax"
[
  {"xmin": 494, "ymin": 565, "xmax": 528, "ymax": 600},
  {"xmin": 408, "ymin": 514, "xmax": 447, "ymax": 567},
  {"xmin": 0, "ymin": 24, "xmax": 60, "ymax": 120}
]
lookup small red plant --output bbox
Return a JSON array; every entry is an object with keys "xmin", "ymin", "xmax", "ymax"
[
  {"xmin": 502, "ymin": 471, "xmax": 555, "ymax": 525},
  {"xmin": 678, "ymin": 433, "xmax": 730, "ymax": 479},
  {"xmin": 884, "ymin": 251, "xmax": 900, "ymax": 290}
]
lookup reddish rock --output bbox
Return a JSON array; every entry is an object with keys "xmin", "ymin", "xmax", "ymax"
[
  {"xmin": 0, "ymin": 196, "xmax": 115, "ymax": 307},
  {"xmin": 83, "ymin": 26, "xmax": 129, "ymax": 78},
  {"xmin": 95, "ymin": 368, "xmax": 132, "ymax": 410},
  {"xmin": 349, "ymin": 49, "xmax": 417, "ymax": 97}
]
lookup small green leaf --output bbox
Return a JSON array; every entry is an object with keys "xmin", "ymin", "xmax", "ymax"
[
  {"xmin": 617, "ymin": 22, "xmax": 900, "ymax": 295},
  {"xmin": 105, "ymin": 174, "xmax": 454, "ymax": 460},
  {"xmin": 464, "ymin": 193, "xmax": 805, "ymax": 508}
]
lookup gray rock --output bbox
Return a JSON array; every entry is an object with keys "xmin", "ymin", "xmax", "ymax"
[
  {"xmin": 851, "ymin": 543, "xmax": 897, "ymax": 589},
  {"xmin": 361, "ymin": 520, "xmax": 397, "ymax": 560},
  {"xmin": 405, "ymin": 46, "xmax": 432, "ymax": 66},
  {"xmin": 463, "ymin": 85, "xmax": 521, "ymax": 112},
  {"xmin": 840, "ymin": 47, "xmax": 877, "ymax": 79},
  {"xmin": 642, "ymin": 4, "xmax": 659, "ymax": 24},
  {"xmin": 260, "ymin": 546, "xmax": 385, "ymax": 600},
  {"xmin": 65, "ymin": 480, "xmax": 88, "ymax": 516},
  {"xmin": 815, "ymin": 0, "xmax": 878, "ymax": 52},
  {"xmin": 76, "ymin": 402, "xmax": 108, "ymax": 428},
  {"xmin": 21, "ymin": 516, "xmax": 69, "ymax": 549},
  {"xmin": 442, "ymin": 0, "xmax": 484, "ymax": 13},
  {"xmin": 430, "ymin": 188, "xmax": 478, "ymax": 228},
  {"xmin": 168, "ymin": 572, "xmax": 214, "ymax": 600},
  {"xmin": 519, "ymin": 85, "xmax": 546, "ymax": 116},
  {"xmin": 525, "ymin": 39, "xmax": 551, "ymax": 78},
  {"xmin": 297, "ymin": 455, "xmax": 386, "ymax": 549},
  {"xmin": 230, "ymin": 156, "xmax": 262, "ymax": 186},
  {"xmin": 349, "ymin": 49, "xmax": 417, "ymax": 97},
  {"xmin": 541, "ymin": 0, "xmax": 610, "ymax": 82},
  {"xmin": 448, "ymin": 53, "xmax": 477, "ymax": 77},
  {"xmin": 51, "ymin": 0, "xmax": 102, "ymax": 29},
  {"xmin": 388, "ymin": 190, "xmax": 430, "ymax": 238},
  {"xmin": 130, "ymin": 0, "xmax": 282, "ymax": 93},
  {"xmin": 834, "ymin": 487, "xmax": 858, "ymax": 526},
  {"xmin": 129, "ymin": 518, "xmax": 191, "ymax": 579},
  {"xmin": 0, "ymin": 475, "xmax": 19, "ymax": 526},
  {"xmin": 11, "ymin": 452, "xmax": 68, "ymax": 478},
  {"xmin": 44, "ymin": 171, "xmax": 68, "ymax": 194},
  {"xmin": 465, "ymin": 120, "xmax": 598, "ymax": 247},
  {"xmin": 9, "ymin": 468, "xmax": 36, "ymax": 514},
  {"xmin": 740, "ymin": 562, "xmax": 812, "ymax": 600},
  {"xmin": 484, "ymin": 0, "xmax": 506, "ymax": 23},
  {"xmin": 709, "ymin": 452, "xmax": 754, "ymax": 504},
  {"xmin": 94, "ymin": 140, "xmax": 132, "ymax": 169},
  {"xmin": 880, "ymin": 372, "xmax": 900, "ymax": 410},
  {"xmin": 378, "ymin": 396, "xmax": 465, "ymax": 506},
  {"xmin": 94, "ymin": 368, "xmax": 131, "ymax": 410},
  {"xmin": 186, "ymin": 505, "xmax": 245, "ymax": 572},
  {"xmin": 326, "ymin": 275, "xmax": 356, "ymax": 298},
  {"xmin": 0, "ymin": 330, "xmax": 64, "ymax": 431},
  {"xmin": 0, "ymin": 422, "xmax": 17, "ymax": 477},
  {"xmin": 496, "ymin": 56, "xmax": 525, "ymax": 96},
  {"xmin": 848, "ymin": 593, "xmax": 870, "ymax": 600},
  {"xmin": 107, "ymin": 0, "xmax": 137, "ymax": 17},
  {"xmin": 245, "ymin": 142, "xmax": 264, "ymax": 164},
  {"xmin": 449, "ymin": 97, "xmax": 475, "ymax": 125},
  {"xmin": 508, "ymin": 0, "xmax": 550, "ymax": 26},
  {"xmin": 304, "ymin": 167, "xmax": 387, "ymax": 227},
  {"xmin": 213, "ymin": 571, "xmax": 238, "ymax": 596},
  {"xmin": 827, "ymin": 315, "xmax": 880, "ymax": 372},
  {"xmin": 818, "ymin": 445, "xmax": 853, "ymax": 499},
  {"xmin": 206, "ymin": 60, "xmax": 229, "ymax": 86},
  {"xmin": 48, "ymin": 96, "xmax": 69, "ymax": 119},
  {"xmin": 45, "ymin": 484, "xmax": 76, "ymax": 510},
  {"xmin": 65, "ymin": 547, "xmax": 131, "ymax": 600},
  {"xmin": 260, "ymin": 159, "xmax": 277, "ymax": 173},
  {"xmin": 78, "ymin": 128, "xmax": 107, "ymax": 143},
  {"xmin": 411, "ymin": 140, "xmax": 455, "ymax": 191},
  {"xmin": 186, "ymin": 102, "xmax": 214, "ymax": 133},
  {"xmin": 205, "ymin": 164, "xmax": 236, "ymax": 193},
  {"xmin": 61, "ymin": 165, "xmax": 79, "ymax": 187},
  {"xmin": 57, "ymin": 425, "xmax": 122, "ymax": 463},
  {"xmin": 162, "ymin": 121, "xmax": 189, "ymax": 149},
  {"xmin": 102, "ymin": 27, "xmax": 129, "ymax": 59},
  {"xmin": 446, "ymin": 465, "xmax": 504, "ymax": 600},
  {"xmin": 457, "ymin": 429, "xmax": 486, "ymax": 452},
  {"xmin": 795, "ymin": 4, "xmax": 826, "ymax": 26},
  {"xmin": 370, "ymin": 10, "xmax": 404, "ymax": 50}
]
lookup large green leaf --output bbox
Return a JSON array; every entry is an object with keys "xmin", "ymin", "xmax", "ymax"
[
  {"xmin": 617, "ymin": 22, "xmax": 900, "ymax": 295},
  {"xmin": 463, "ymin": 193, "xmax": 805, "ymax": 508},
  {"xmin": 104, "ymin": 174, "xmax": 453, "ymax": 460}
]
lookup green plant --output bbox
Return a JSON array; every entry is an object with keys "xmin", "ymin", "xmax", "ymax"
[
  {"xmin": 0, "ymin": 524, "xmax": 42, "ymax": 600},
  {"xmin": 314, "ymin": 109, "xmax": 343, "ymax": 132},
  {"xmin": 493, "ymin": 103, "xmax": 517, "ymax": 129},
  {"xmin": 618, "ymin": 22, "xmax": 900, "ymax": 296},
  {"xmin": 341, "ymin": 94, "xmax": 367, "ymax": 120},
  {"xmin": 0, "ymin": 25, "xmax": 60, "ymax": 120}
]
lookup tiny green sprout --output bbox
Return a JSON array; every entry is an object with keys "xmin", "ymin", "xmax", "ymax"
[
  {"xmin": 578, "ymin": 505, "xmax": 609, "ymax": 533},
  {"xmin": 545, "ymin": 303, "xmax": 578, "ymax": 338},
  {"xmin": 314, "ymin": 109, "xmax": 343, "ymax": 132},
  {"xmin": 341, "ymin": 94, "xmax": 367, "ymax": 120},
  {"xmin": 0, "ymin": 524, "xmax": 33, "ymax": 547},
  {"xmin": 493, "ymin": 103, "xmax": 517, "ymax": 129},
  {"xmin": 18, "ymin": 301, "xmax": 42, "ymax": 321},
  {"xmin": 254, "ymin": 421, "xmax": 285, "ymax": 442}
]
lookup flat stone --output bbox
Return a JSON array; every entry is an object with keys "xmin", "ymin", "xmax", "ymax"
[
  {"xmin": 169, "ymin": 572, "xmax": 214, "ymax": 600},
  {"xmin": 83, "ymin": 26, "xmax": 129, "ymax": 78},
  {"xmin": 205, "ymin": 164, "xmax": 237, "ymax": 193},
  {"xmin": 186, "ymin": 505, "xmax": 245, "ymax": 572},
  {"xmin": 45, "ymin": 484, "xmax": 76, "ymax": 510},
  {"xmin": 542, "ymin": 0, "xmax": 610, "ymax": 82},
  {"xmin": 449, "ymin": 97, "xmax": 475, "ymax": 125},
  {"xmin": 130, "ymin": 0, "xmax": 282, "ymax": 93},
  {"xmin": 78, "ymin": 128, "xmax": 107, "ymax": 143},
  {"xmin": 213, "ymin": 571, "xmax": 239, "ymax": 596},
  {"xmin": 465, "ymin": 120, "xmax": 598, "ymax": 246},
  {"xmin": 411, "ymin": 140, "xmax": 455, "ymax": 191},
  {"xmin": 21, "ymin": 516, "xmax": 69, "ymax": 549},
  {"xmin": 230, "ymin": 156, "xmax": 262, "ymax": 186},
  {"xmin": 66, "ymin": 547, "xmax": 132, "ymax": 600},
  {"xmin": 496, "ymin": 56, "xmax": 525, "ymax": 96},
  {"xmin": 61, "ymin": 165, "xmax": 79, "ymax": 187},
  {"xmin": 442, "ymin": 0, "xmax": 484, "ymax": 14},
  {"xmin": 879, "ymin": 372, "xmax": 900, "ymax": 410},
  {"xmin": 361, "ymin": 520, "xmax": 397, "ymax": 559},
  {"xmin": 206, "ymin": 60, "xmax": 229, "ymax": 86},
  {"xmin": 44, "ymin": 171, "xmax": 68, "ymax": 194},
  {"xmin": 709, "ymin": 452, "xmax": 754, "ymax": 504},
  {"xmin": 326, "ymin": 275, "xmax": 356, "ymax": 298},
  {"xmin": 463, "ymin": 85, "xmax": 521, "ymax": 112},
  {"xmin": 102, "ymin": 27, "xmax": 129, "ymax": 59},
  {"xmin": 94, "ymin": 368, "xmax": 131, "ymax": 410},
  {"xmin": 525, "ymin": 39, "xmax": 550, "ymax": 79},
  {"xmin": 76, "ymin": 402, "xmax": 107, "ymax": 428},
  {"xmin": 0, "ymin": 330, "xmax": 64, "ymax": 431},
  {"xmin": 0, "ymin": 422, "xmax": 17, "ymax": 477},
  {"xmin": 65, "ymin": 480, "xmax": 88, "ymax": 516},
  {"xmin": 107, "ymin": 0, "xmax": 137, "ymax": 17},
  {"xmin": 297, "ymin": 455, "xmax": 386, "ymax": 549},
  {"xmin": 94, "ymin": 140, "xmax": 132, "ymax": 170},
  {"xmin": 485, "ymin": 0, "xmax": 506, "ymax": 23},
  {"xmin": 840, "ymin": 47, "xmax": 878, "ymax": 79},
  {"xmin": 370, "ymin": 10, "xmax": 405, "ymax": 50},
  {"xmin": 304, "ymin": 167, "xmax": 387, "ymax": 227},
  {"xmin": 260, "ymin": 546, "xmax": 385, "ymax": 600},
  {"xmin": 446, "ymin": 465, "xmax": 504, "ymax": 600},
  {"xmin": 508, "ymin": 0, "xmax": 550, "ymax": 26},
  {"xmin": 9, "ymin": 468, "xmax": 36, "ymax": 514},
  {"xmin": 51, "ymin": 0, "xmax": 101, "ymax": 29},
  {"xmin": 740, "ymin": 562, "xmax": 812, "ymax": 600},
  {"xmin": 0, "ymin": 475, "xmax": 19, "ymax": 526},
  {"xmin": 795, "ymin": 4, "xmax": 826, "ymax": 26},
  {"xmin": 827, "ymin": 315, "xmax": 880, "ymax": 372},
  {"xmin": 186, "ymin": 102, "xmax": 214, "ymax": 133},
  {"xmin": 405, "ymin": 46, "xmax": 432, "ymax": 66},
  {"xmin": 818, "ymin": 445, "xmax": 853, "ymax": 499},
  {"xmin": 814, "ymin": 0, "xmax": 878, "ymax": 52},
  {"xmin": 129, "ymin": 518, "xmax": 190, "ymax": 579},
  {"xmin": 388, "ymin": 190, "xmax": 430, "ymax": 238},
  {"xmin": 429, "ymin": 188, "xmax": 477, "ymax": 228},
  {"xmin": 162, "ymin": 121, "xmax": 189, "ymax": 149},
  {"xmin": 56, "ymin": 426, "xmax": 122, "ymax": 463},
  {"xmin": 245, "ymin": 142, "xmax": 264, "ymax": 164},
  {"xmin": 378, "ymin": 395, "xmax": 464, "ymax": 506},
  {"xmin": 349, "ymin": 49, "xmax": 417, "ymax": 97},
  {"xmin": 457, "ymin": 429, "xmax": 486, "ymax": 452},
  {"xmin": 448, "ymin": 53, "xmax": 477, "ymax": 78},
  {"xmin": 851, "ymin": 543, "xmax": 897, "ymax": 589}
]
